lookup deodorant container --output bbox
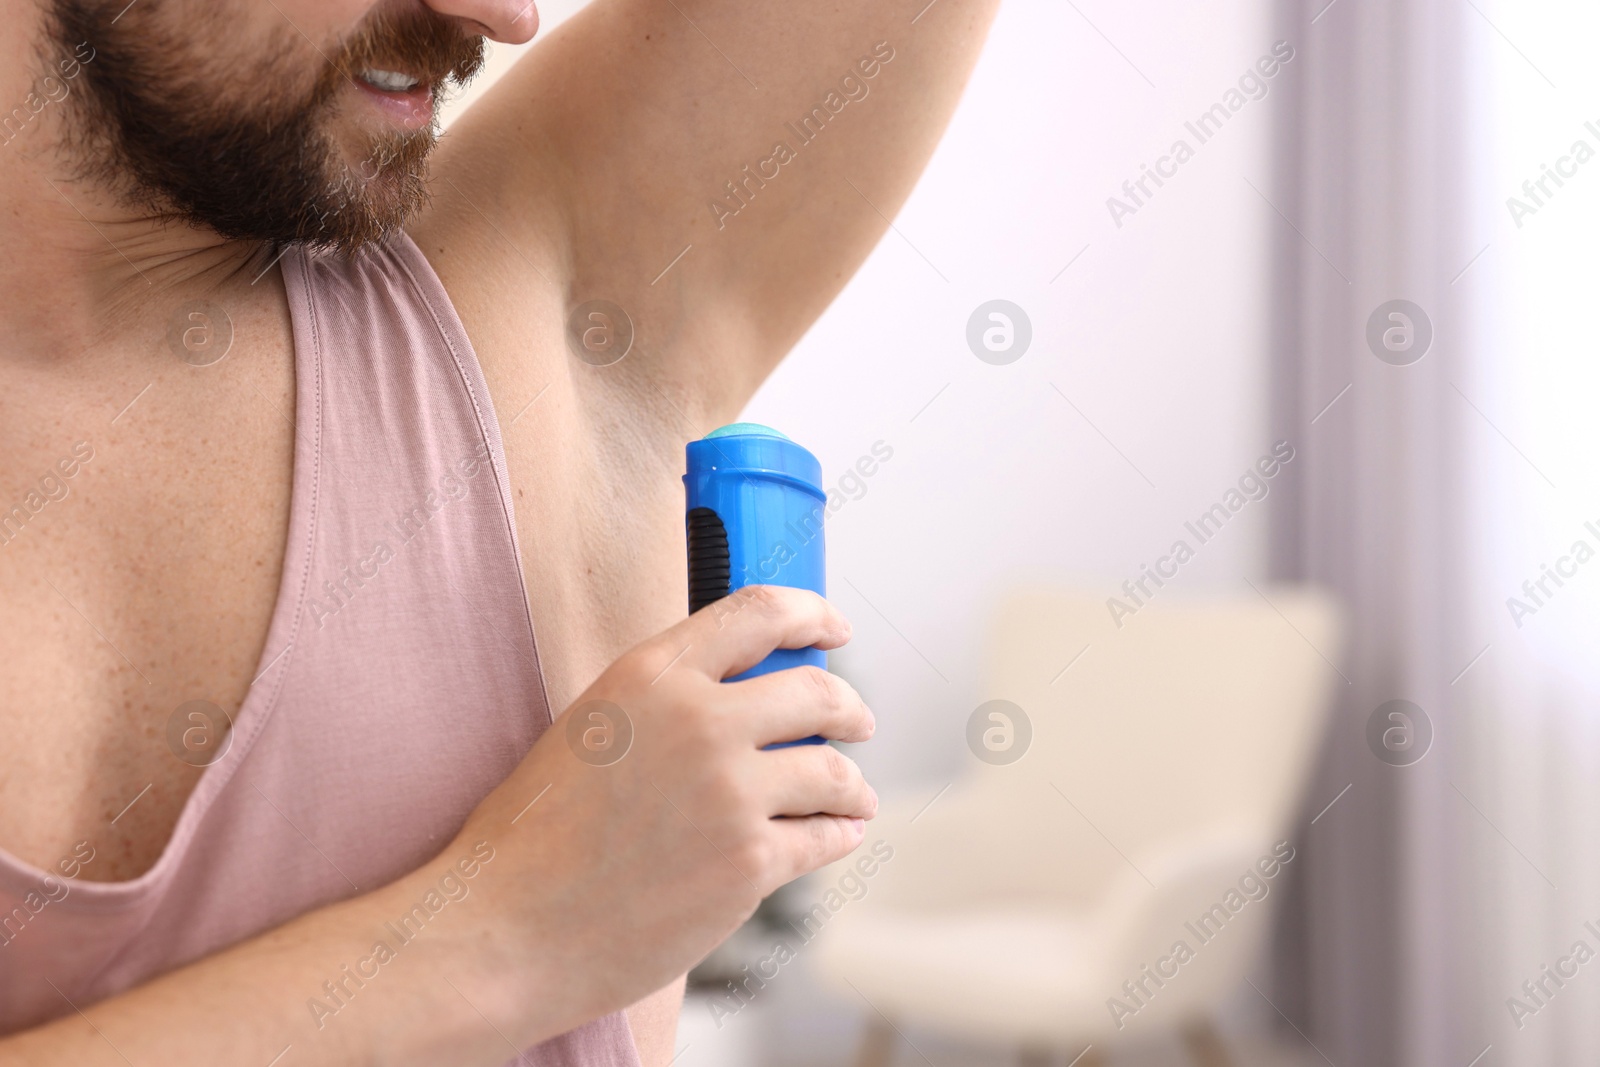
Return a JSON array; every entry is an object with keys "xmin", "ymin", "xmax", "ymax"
[{"xmin": 684, "ymin": 423, "xmax": 828, "ymax": 746}]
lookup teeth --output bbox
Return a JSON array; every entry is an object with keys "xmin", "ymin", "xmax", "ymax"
[{"xmin": 361, "ymin": 68, "xmax": 420, "ymax": 92}]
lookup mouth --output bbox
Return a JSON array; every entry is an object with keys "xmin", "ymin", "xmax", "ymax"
[
  {"xmin": 353, "ymin": 67, "xmax": 435, "ymax": 130},
  {"xmin": 361, "ymin": 67, "xmax": 421, "ymax": 92}
]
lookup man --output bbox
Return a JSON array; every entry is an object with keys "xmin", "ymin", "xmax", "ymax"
[{"xmin": 0, "ymin": 0, "xmax": 994, "ymax": 1062}]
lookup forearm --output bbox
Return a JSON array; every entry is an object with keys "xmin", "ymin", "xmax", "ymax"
[{"xmin": 3, "ymin": 844, "xmax": 548, "ymax": 1067}]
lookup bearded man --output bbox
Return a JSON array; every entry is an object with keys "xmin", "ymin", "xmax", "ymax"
[{"xmin": 0, "ymin": 1, "xmax": 994, "ymax": 1063}]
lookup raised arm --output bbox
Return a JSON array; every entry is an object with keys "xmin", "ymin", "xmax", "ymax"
[{"xmin": 419, "ymin": 0, "xmax": 999, "ymax": 419}]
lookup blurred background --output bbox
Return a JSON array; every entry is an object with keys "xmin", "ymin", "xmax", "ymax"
[{"xmin": 449, "ymin": 2, "xmax": 1600, "ymax": 1064}]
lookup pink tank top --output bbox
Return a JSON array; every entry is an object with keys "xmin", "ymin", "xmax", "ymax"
[{"xmin": 0, "ymin": 235, "xmax": 640, "ymax": 1065}]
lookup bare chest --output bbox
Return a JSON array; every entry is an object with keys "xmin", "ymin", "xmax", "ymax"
[
  {"xmin": 0, "ymin": 293, "xmax": 297, "ymax": 882},
  {"xmin": 0, "ymin": 272, "xmax": 689, "ymax": 883}
]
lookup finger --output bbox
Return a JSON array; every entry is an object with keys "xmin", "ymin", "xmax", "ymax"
[
  {"xmin": 725, "ymin": 666, "xmax": 874, "ymax": 747},
  {"xmin": 669, "ymin": 585, "xmax": 852, "ymax": 681},
  {"xmin": 758, "ymin": 743, "xmax": 877, "ymax": 819},
  {"xmin": 768, "ymin": 814, "xmax": 868, "ymax": 885}
]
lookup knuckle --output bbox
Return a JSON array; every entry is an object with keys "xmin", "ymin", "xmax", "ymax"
[
  {"xmin": 731, "ymin": 835, "xmax": 776, "ymax": 881},
  {"xmin": 822, "ymin": 747, "xmax": 856, "ymax": 788},
  {"xmin": 627, "ymin": 641, "xmax": 683, "ymax": 685},
  {"xmin": 743, "ymin": 584, "xmax": 785, "ymax": 614},
  {"xmin": 810, "ymin": 816, "xmax": 844, "ymax": 861},
  {"xmin": 801, "ymin": 666, "xmax": 843, "ymax": 711}
]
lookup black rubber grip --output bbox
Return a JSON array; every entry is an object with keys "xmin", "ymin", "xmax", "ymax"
[{"xmin": 686, "ymin": 507, "xmax": 731, "ymax": 614}]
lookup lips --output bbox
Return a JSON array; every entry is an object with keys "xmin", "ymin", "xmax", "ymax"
[{"xmin": 352, "ymin": 66, "xmax": 436, "ymax": 130}]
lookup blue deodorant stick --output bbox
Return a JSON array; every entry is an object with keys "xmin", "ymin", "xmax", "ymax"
[{"xmin": 684, "ymin": 423, "xmax": 827, "ymax": 747}]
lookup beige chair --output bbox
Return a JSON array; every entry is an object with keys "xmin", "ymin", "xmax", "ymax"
[{"xmin": 811, "ymin": 585, "xmax": 1343, "ymax": 1066}]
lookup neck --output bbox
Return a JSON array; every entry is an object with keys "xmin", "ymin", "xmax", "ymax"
[{"xmin": 0, "ymin": 13, "xmax": 266, "ymax": 366}]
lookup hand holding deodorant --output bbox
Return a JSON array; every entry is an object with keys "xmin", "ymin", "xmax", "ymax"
[{"xmin": 684, "ymin": 423, "xmax": 827, "ymax": 747}]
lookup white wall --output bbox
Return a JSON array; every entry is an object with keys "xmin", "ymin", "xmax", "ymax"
[{"xmin": 442, "ymin": 0, "xmax": 1277, "ymax": 797}]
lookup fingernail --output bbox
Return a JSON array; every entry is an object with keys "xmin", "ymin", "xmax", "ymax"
[{"xmin": 850, "ymin": 817, "xmax": 866, "ymax": 835}]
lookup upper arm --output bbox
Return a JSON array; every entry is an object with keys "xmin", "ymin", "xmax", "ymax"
[{"xmin": 419, "ymin": 0, "xmax": 998, "ymax": 422}]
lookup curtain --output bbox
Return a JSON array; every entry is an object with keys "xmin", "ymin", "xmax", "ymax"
[{"xmin": 1264, "ymin": 0, "xmax": 1480, "ymax": 1063}]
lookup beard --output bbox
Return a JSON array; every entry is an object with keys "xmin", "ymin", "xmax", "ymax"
[{"xmin": 47, "ymin": 2, "xmax": 485, "ymax": 254}]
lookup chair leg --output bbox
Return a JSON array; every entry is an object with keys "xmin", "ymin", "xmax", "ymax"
[
  {"xmin": 1180, "ymin": 1019, "xmax": 1233, "ymax": 1067},
  {"xmin": 853, "ymin": 1014, "xmax": 897, "ymax": 1067}
]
